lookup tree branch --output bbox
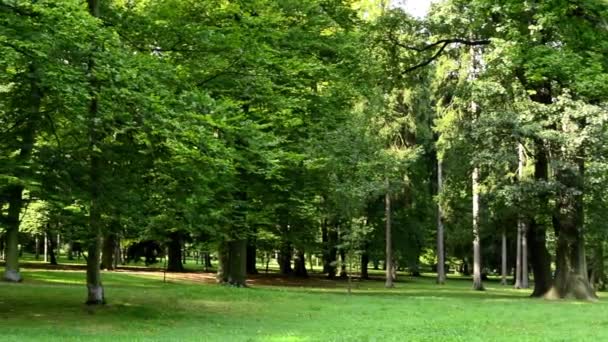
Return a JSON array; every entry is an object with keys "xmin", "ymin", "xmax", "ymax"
[{"xmin": 402, "ymin": 39, "xmax": 491, "ymax": 74}]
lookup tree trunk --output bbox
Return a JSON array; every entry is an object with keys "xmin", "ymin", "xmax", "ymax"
[
  {"xmin": 217, "ymin": 241, "xmax": 229, "ymax": 283},
  {"xmin": 360, "ymin": 251, "xmax": 369, "ymax": 280},
  {"xmin": 471, "ymin": 169, "xmax": 485, "ymax": 288},
  {"xmin": 547, "ymin": 160, "xmax": 596, "ymax": 300},
  {"xmin": 472, "ymin": 166, "xmax": 484, "ymax": 291},
  {"xmin": 246, "ymin": 240, "xmax": 258, "ymax": 274},
  {"xmin": 514, "ymin": 221, "xmax": 523, "ymax": 288},
  {"xmin": 515, "ymin": 143, "xmax": 529, "ymax": 289},
  {"xmin": 34, "ymin": 235, "xmax": 40, "ymax": 261},
  {"xmin": 101, "ymin": 233, "xmax": 117, "ymax": 271},
  {"xmin": 436, "ymin": 159, "xmax": 446, "ymax": 284},
  {"xmin": 339, "ymin": 249, "xmax": 348, "ymax": 279},
  {"xmin": 3, "ymin": 187, "xmax": 23, "ymax": 282},
  {"xmin": 470, "ymin": 43, "xmax": 484, "ymax": 291},
  {"xmin": 385, "ymin": 184, "xmax": 394, "ymax": 288},
  {"xmin": 56, "ymin": 234, "xmax": 61, "ymax": 260},
  {"xmin": 227, "ymin": 239, "xmax": 247, "ymax": 286},
  {"xmin": 2, "ymin": 64, "xmax": 41, "ymax": 282},
  {"xmin": 66, "ymin": 241, "xmax": 74, "ymax": 261},
  {"xmin": 48, "ymin": 233, "xmax": 58, "ymax": 265},
  {"xmin": 84, "ymin": 0, "xmax": 105, "ymax": 306},
  {"xmin": 167, "ymin": 232, "xmax": 184, "ymax": 272},
  {"xmin": 501, "ymin": 229, "xmax": 507, "ymax": 285},
  {"xmin": 294, "ymin": 250, "xmax": 308, "ymax": 278},
  {"xmin": 326, "ymin": 225, "xmax": 338, "ymax": 279},
  {"xmin": 278, "ymin": 241, "xmax": 293, "ymax": 275},
  {"xmin": 321, "ymin": 218, "xmax": 330, "ymax": 273},
  {"xmin": 521, "ymin": 223, "xmax": 529, "ymax": 288},
  {"xmin": 529, "ymin": 141, "xmax": 553, "ymax": 297},
  {"xmin": 204, "ymin": 252, "xmax": 212, "ymax": 270}
]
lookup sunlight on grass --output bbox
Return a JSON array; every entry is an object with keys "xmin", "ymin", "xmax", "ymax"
[{"xmin": 1, "ymin": 268, "xmax": 607, "ymax": 341}]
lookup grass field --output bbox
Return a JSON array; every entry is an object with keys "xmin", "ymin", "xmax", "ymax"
[{"xmin": 0, "ymin": 266, "xmax": 605, "ymax": 342}]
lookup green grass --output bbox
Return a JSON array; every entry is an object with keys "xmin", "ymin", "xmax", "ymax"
[{"xmin": 0, "ymin": 267, "xmax": 606, "ymax": 341}]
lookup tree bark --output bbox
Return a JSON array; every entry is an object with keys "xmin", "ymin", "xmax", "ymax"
[
  {"xmin": 385, "ymin": 184, "xmax": 394, "ymax": 288},
  {"xmin": 84, "ymin": 0, "xmax": 105, "ymax": 306},
  {"xmin": 294, "ymin": 250, "xmax": 308, "ymax": 278},
  {"xmin": 339, "ymin": 249, "xmax": 348, "ymax": 279},
  {"xmin": 217, "ymin": 241, "xmax": 229, "ymax": 283},
  {"xmin": 278, "ymin": 240, "xmax": 293, "ymax": 275},
  {"xmin": 2, "ymin": 63, "xmax": 41, "ymax": 283},
  {"xmin": 326, "ymin": 224, "xmax": 338, "ymax": 279},
  {"xmin": 246, "ymin": 240, "xmax": 258, "ymax": 274},
  {"xmin": 547, "ymin": 160, "xmax": 596, "ymax": 300},
  {"xmin": 529, "ymin": 140, "xmax": 553, "ymax": 297},
  {"xmin": 469, "ymin": 43, "xmax": 484, "ymax": 291},
  {"xmin": 204, "ymin": 252, "xmax": 212, "ymax": 270},
  {"xmin": 48, "ymin": 233, "xmax": 58, "ymax": 265},
  {"xmin": 472, "ymin": 166, "xmax": 484, "ymax": 291},
  {"xmin": 521, "ymin": 223, "xmax": 529, "ymax": 288},
  {"xmin": 501, "ymin": 229, "xmax": 507, "ymax": 285},
  {"xmin": 436, "ymin": 159, "xmax": 446, "ymax": 284},
  {"xmin": 321, "ymin": 218, "xmax": 330, "ymax": 273},
  {"xmin": 514, "ymin": 221, "xmax": 523, "ymax": 288},
  {"xmin": 227, "ymin": 239, "xmax": 247, "ymax": 286},
  {"xmin": 3, "ymin": 187, "xmax": 23, "ymax": 282},
  {"xmin": 167, "ymin": 232, "xmax": 184, "ymax": 272},
  {"xmin": 34, "ymin": 235, "xmax": 40, "ymax": 261},
  {"xmin": 360, "ymin": 251, "xmax": 369, "ymax": 280},
  {"xmin": 101, "ymin": 233, "xmax": 117, "ymax": 271}
]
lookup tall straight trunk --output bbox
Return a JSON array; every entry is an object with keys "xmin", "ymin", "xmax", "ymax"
[
  {"xmin": 101, "ymin": 233, "xmax": 117, "ymax": 270},
  {"xmin": 56, "ymin": 234, "xmax": 61, "ymax": 260},
  {"xmin": 529, "ymin": 140, "xmax": 553, "ymax": 297},
  {"xmin": 48, "ymin": 233, "xmax": 58, "ymax": 265},
  {"xmin": 469, "ymin": 44, "xmax": 484, "ymax": 291},
  {"xmin": 278, "ymin": 240, "xmax": 293, "ymax": 275},
  {"xmin": 85, "ymin": 0, "xmax": 104, "ymax": 306},
  {"xmin": 436, "ymin": 159, "xmax": 446, "ymax": 284},
  {"xmin": 321, "ymin": 219, "xmax": 330, "ymax": 273},
  {"xmin": 2, "ymin": 64, "xmax": 41, "ymax": 283},
  {"xmin": 3, "ymin": 187, "xmax": 23, "ymax": 282},
  {"xmin": 44, "ymin": 232, "xmax": 48, "ymax": 263},
  {"xmin": 472, "ymin": 166, "xmax": 484, "ymax": 290},
  {"xmin": 167, "ymin": 232, "xmax": 184, "ymax": 272},
  {"xmin": 204, "ymin": 252, "xmax": 212, "ymax": 270},
  {"xmin": 360, "ymin": 251, "xmax": 369, "ymax": 280},
  {"xmin": 326, "ymin": 224, "xmax": 338, "ymax": 279},
  {"xmin": 501, "ymin": 229, "xmax": 507, "ymax": 285},
  {"xmin": 35, "ymin": 235, "xmax": 40, "ymax": 261},
  {"xmin": 521, "ymin": 224, "xmax": 529, "ymax": 288},
  {"xmin": 385, "ymin": 182, "xmax": 394, "ymax": 288},
  {"xmin": 339, "ymin": 249, "xmax": 347, "ymax": 279},
  {"xmin": 515, "ymin": 143, "xmax": 529, "ymax": 289},
  {"xmin": 246, "ymin": 240, "xmax": 258, "ymax": 274},
  {"xmin": 293, "ymin": 250, "xmax": 308, "ymax": 278},
  {"xmin": 227, "ymin": 239, "xmax": 247, "ymax": 286},
  {"xmin": 514, "ymin": 222, "xmax": 523, "ymax": 288},
  {"xmin": 114, "ymin": 238, "xmax": 121, "ymax": 268}
]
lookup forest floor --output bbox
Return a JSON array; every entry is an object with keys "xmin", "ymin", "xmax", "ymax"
[{"xmin": 0, "ymin": 266, "xmax": 606, "ymax": 341}]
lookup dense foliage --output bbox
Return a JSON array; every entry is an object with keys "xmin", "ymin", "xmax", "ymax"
[{"xmin": 1, "ymin": 0, "xmax": 607, "ymax": 303}]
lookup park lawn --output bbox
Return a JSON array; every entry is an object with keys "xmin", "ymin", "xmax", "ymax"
[{"xmin": 0, "ymin": 268, "xmax": 606, "ymax": 342}]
